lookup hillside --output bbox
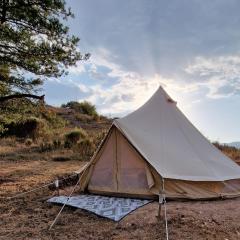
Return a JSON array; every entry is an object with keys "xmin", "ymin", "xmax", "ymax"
[
  {"xmin": 213, "ymin": 142, "xmax": 240, "ymax": 165},
  {"xmin": 0, "ymin": 100, "xmax": 112, "ymax": 164},
  {"xmin": 226, "ymin": 142, "xmax": 240, "ymax": 149},
  {"xmin": 46, "ymin": 105, "xmax": 112, "ymax": 132}
]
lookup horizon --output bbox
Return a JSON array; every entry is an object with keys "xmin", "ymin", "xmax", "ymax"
[{"xmin": 42, "ymin": 0, "xmax": 240, "ymax": 143}]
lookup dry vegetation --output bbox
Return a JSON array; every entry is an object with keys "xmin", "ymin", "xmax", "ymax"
[
  {"xmin": 213, "ymin": 142, "xmax": 240, "ymax": 165},
  {"xmin": 0, "ymin": 103, "xmax": 240, "ymax": 239}
]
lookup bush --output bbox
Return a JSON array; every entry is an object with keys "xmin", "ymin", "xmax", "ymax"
[
  {"xmin": 53, "ymin": 139, "xmax": 62, "ymax": 149},
  {"xmin": 64, "ymin": 128, "xmax": 87, "ymax": 148},
  {"xmin": 92, "ymin": 130, "xmax": 108, "ymax": 147},
  {"xmin": 25, "ymin": 138, "xmax": 33, "ymax": 146},
  {"xmin": 39, "ymin": 139, "xmax": 63, "ymax": 152},
  {"xmin": 64, "ymin": 139, "xmax": 72, "ymax": 149},
  {"xmin": 39, "ymin": 142, "xmax": 54, "ymax": 152},
  {"xmin": 74, "ymin": 138, "xmax": 95, "ymax": 159},
  {"xmin": 92, "ymin": 113, "xmax": 100, "ymax": 122},
  {"xmin": 1, "ymin": 117, "xmax": 48, "ymax": 139},
  {"xmin": 0, "ymin": 98, "xmax": 43, "ymax": 137},
  {"xmin": 62, "ymin": 101, "xmax": 98, "ymax": 116},
  {"xmin": 41, "ymin": 109, "xmax": 66, "ymax": 129},
  {"xmin": 0, "ymin": 98, "xmax": 66, "ymax": 139},
  {"xmin": 52, "ymin": 156, "xmax": 71, "ymax": 162}
]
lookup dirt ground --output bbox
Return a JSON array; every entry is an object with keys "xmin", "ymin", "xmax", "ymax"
[{"xmin": 1, "ymin": 156, "xmax": 240, "ymax": 239}]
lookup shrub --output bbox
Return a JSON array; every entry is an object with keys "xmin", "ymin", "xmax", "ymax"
[
  {"xmin": 0, "ymin": 124, "xmax": 7, "ymax": 135},
  {"xmin": 0, "ymin": 98, "xmax": 66, "ymax": 139},
  {"xmin": 74, "ymin": 138, "xmax": 95, "ymax": 159},
  {"xmin": 39, "ymin": 142, "xmax": 54, "ymax": 152},
  {"xmin": 52, "ymin": 156, "xmax": 71, "ymax": 162},
  {"xmin": 0, "ymin": 98, "xmax": 43, "ymax": 137},
  {"xmin": 92, "ymin": 113, "xmax": 100, "ymax": 122},
  {"xmin": 64, "ymin": 139, "xmax": 72, "ymax": 149},
  {"xmin": 1, "ymin": 117, "xmax": 48, "ymax": 139},
  {"xmin": 78, "ymin": 101, "xmax": 97, "ymax": 116},
  {"xmin": 41, "ymin": 109, "xmax": 66, "ymax": 129},
  {"xmin": 25, "ymin": 138, "xmax": 33, "ymax": 146},
  {"xmin": 39, "ymin": 139, "xmax": 63, "ymax": 152},
  {"xmin": 92, "ymin": 130, "xmax": 108, "ymax": 147},
  {"xmin": 62, "ymin": 101, "xmax": 98, "ymax": 116},
  {"xmin": 64, "ymin": 128, "xmax": 87, "ymax": 148},
  {"xmin": 53, "ymin": 139, "xmax": 62, "ymax": 149}
]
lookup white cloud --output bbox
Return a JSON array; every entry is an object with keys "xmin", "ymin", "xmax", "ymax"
[
  {"xmin": 68, "ymin": 61, "xmax": 86, "ymax": 75},
  {"xmin": 77, "ymin": 83, "xmax": 90, "ymax": 93},
  {"xmin": 62, "ymin": 48, "xmax": 240, "ymax": 116},
  {"xmin": 79, "ymin": 74, "xmax": 166, "ymax": 116},
  {"xmin": 185, "ymin": 55, "xmax": 240, "ymax": 99},
  {"xmin": 71, "ymin": 48, "xmax": 174, "ymax": 115},
  {"xmin": 185, "ymin": 56, "xmax": 240, "ymax": 77}
]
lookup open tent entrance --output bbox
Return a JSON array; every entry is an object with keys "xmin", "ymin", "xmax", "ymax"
[{"xmin": 88, "ymin": 127, "xmax": 155, "ymax": 198}]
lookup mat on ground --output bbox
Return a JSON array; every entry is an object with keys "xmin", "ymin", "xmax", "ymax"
[{"xmin": 48, "ymin": 194, "xmax": 152, "ymax": 221}]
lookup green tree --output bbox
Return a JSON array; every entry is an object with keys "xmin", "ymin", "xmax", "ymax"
[
  {"xmin": 62, "ymin": 101, "xmax": 98, "ymax": 116},
  {"xmin": 0, "ymin": 0, "xmax": 89, "ymax": 101}
]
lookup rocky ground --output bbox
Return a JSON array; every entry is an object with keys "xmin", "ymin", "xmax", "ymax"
[{"xmin": 1, "ymin": 154, "xmax": 240, "ymax": 240}]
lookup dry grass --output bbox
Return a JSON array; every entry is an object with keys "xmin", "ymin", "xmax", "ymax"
[{"xmin": 214, "ymin": 142, "xmax": 240, "ymax": 165}]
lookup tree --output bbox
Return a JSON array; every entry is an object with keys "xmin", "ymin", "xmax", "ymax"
[
  {"xmin": 0, "ymin": 0, "xmax": 89, "ymax": 101},
  {"xmin": 62, "ymin": 101, "xmax": 98, "ymax": 116}
]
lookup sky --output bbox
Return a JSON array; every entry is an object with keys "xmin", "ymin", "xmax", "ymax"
[{"xmin": 43, "ymin": 0, "xmax": 240, "ymax": 143}]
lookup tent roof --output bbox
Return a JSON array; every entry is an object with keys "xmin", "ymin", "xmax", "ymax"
[{"xmin": 114, "ymin": 86, "xmax": 240, "ymax": 181}]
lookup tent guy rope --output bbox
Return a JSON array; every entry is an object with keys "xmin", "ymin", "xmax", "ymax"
[
  {"xmin": 49, "ymin": 175, "xmax": 81, "ymax": 230},
  {"xmin": 0, "ymin": 173, "xmax": 79, "ymax": 200}
]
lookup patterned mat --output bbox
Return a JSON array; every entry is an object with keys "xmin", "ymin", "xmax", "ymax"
[{"xmin": 48, "ymin": 194, "xmax": 152, "ymax": 221}]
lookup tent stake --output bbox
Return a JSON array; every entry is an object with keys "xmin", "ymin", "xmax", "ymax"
[
  {"xmin": 54, "ymin": 179, "xmax": 60, "ymax": 196},
  {"xmin": 157, "ymin": 177, "xmax": 164, "ymax": 218},
  {"xmin": 157, "ymin": 195, "xmax": 162, "ymax": 218},
  {"xmin": 162, "ymin": 178, "xmax": 169, "ymax": 240}
]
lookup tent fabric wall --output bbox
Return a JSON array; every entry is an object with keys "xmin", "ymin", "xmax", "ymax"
[
  {"xmin": 88, "ymin": 127, "xmax": 154, "ymax": 196},
  {"xmin": 88, "ymin": 128, "xmax": 117, "ymax": 192},
  {"xmin": 149, "ymin": 165, "xmax": 240, "ymax": 199},
  {"xmin": 114, "ymin": 87, "xmax": 240, "ymax": 181},
  {"xmin": 78, "ymin": 126, "xmax": 240, "ymax": 199}
]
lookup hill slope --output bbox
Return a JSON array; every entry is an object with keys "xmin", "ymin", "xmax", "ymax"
[{"xmin": 226, "ymin": 142, "xmax": 240, "ymax": 149}]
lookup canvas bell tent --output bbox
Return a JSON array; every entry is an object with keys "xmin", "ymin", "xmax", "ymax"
[{"xmin": 78, "ymin": 86, "xmax": 240, "ymax": 199}]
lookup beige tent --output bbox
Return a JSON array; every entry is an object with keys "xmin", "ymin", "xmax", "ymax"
[{"xmin": 78, "ymin": 86, "xmax": 240, "ymax": 199}]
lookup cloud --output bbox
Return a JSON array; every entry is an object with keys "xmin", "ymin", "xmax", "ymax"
[
  {"xmin": 68, "ymin": 61, "xmax": 86, "ymax": 75},
  {"xmin": 185, "ymin": 55, "xmax": 240, "ymax": 98},
  {"xmin": 66, "ymin": 48, "xmax": 172, "ymax": 115},
  {"xmin": 80, "ymin": 75, "xmax": 163, "ymax": 116},
  {"xmin": 68, "ymin": 0, "xmax": 240, "ymax": 77},
  {"xmin": 45, "ymin": 45, "xmax": 240, "ymax": 115},
  {"xmin": 61, "ymin": 0, "xmax": 240, "ymax": 114}
]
